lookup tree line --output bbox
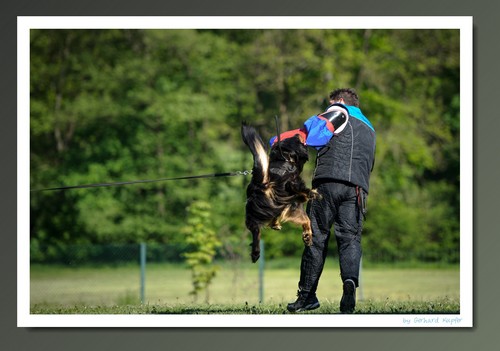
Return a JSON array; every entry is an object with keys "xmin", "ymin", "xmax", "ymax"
[{"xmin": 30, "ymin": 29, "xmax": 460, "ymax": 263}]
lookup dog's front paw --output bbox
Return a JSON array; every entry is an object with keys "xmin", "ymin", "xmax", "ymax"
[
  {"xmin": 302, "ymin": 231, "xmax": 313, "ymax": 246},
  {"xmin": 309, "ymin": 189, "xmax": 322, "ymax": 200}
]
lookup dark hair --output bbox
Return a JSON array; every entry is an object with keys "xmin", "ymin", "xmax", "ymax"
[{"xmin": 329, "ymin": 88, "xmax": 360, "ymax": 107}]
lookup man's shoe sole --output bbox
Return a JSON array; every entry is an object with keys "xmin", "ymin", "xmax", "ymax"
[{"xmin": 287, "ymin": 301, "xmax": 320, "ymax": 313}]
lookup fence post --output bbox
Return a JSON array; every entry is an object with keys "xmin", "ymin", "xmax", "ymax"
[
  {"xmin": 140, "ymin": 242, "xmax": 146, "ymax": 304},
  {"xmin": 259, "ymin": 240, "xmax": 264, "ymax": 303}
]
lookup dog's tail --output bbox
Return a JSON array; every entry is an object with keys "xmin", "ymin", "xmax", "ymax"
[{"xmin": 241, "ymin": 123, "xmax": 269, "ymax": 185}]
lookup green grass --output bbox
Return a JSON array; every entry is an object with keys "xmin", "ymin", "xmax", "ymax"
[
  {"xmin": 31, "ymin": 298, "xmax": 459, "ymax": 315},
  {"xmin": 30, "ymin": 260, "xmax": 460, "ymax": 314}
]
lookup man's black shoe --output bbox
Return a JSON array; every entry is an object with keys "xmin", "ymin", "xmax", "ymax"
[
  {"xmin": 287, "ymin": 291, "xmax": 320, "ymax": 312},
  {"xmin": 340, "ymin": 279, "xmax": 356, "ymax": 313}
]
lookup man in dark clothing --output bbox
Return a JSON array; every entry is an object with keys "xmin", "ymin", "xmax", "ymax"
[{"xmin": 273, "ymin": 88, "xmax": 376, "ymax": 313}]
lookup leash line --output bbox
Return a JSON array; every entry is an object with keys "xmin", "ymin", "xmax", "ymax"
[{"xmin": 31, "ymin": 170, "xmax": 253, "ymax": 192}]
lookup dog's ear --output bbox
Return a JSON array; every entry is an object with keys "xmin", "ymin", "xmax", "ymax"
[{"xmin": 297, "ymin": 133, "xmax": 306, "ymax": 144}]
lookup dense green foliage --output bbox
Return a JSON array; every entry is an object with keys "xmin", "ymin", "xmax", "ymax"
[{"xmin": 30, "ymin": 29, "xmax": 460, "ymax": 262}]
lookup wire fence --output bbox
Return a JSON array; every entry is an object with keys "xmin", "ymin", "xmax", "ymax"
[
  {"xmin": 30, "ymin": 242, "xmax": 189, "ymax": 265},
  {"xmin": 30, "ymin": 242, "xmax": 459, "ymax": 266}
]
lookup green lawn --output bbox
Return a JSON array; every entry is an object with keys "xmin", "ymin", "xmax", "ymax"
[{"xmin": 30, "ymin": 261, "xmax": 460, "ymax": 314}]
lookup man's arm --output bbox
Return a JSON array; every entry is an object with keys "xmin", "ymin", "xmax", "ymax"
[{"xmin": 269, "ymin": 104, "xmax": 349, "ymax": 148}]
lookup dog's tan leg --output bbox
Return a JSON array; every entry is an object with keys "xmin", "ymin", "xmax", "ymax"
[
  {"xmin": 286, "ymin": 208, "xmax": 313, "ymax": 246},
  {"xmin": 301, "ymin": 219, "xmax": 313, "ymax": 246}
]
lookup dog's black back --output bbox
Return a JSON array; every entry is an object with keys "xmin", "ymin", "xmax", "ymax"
[{"xmin": 241, "ymin": 123, "xmax": 316, "ymax": 262}]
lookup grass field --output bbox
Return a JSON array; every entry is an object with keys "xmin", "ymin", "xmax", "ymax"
[{"xmin": 30, "ymin": 260, "xmax": 460, "ymax": 314}]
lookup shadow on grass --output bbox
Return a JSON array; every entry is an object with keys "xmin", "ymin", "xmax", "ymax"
[
  {"xmin": 148, "ymin": 298, "xmax": 461, "ymax": 315},
  {"xmin": 148, "ymin": 303, "xmax": 290, "ymax": 315}
]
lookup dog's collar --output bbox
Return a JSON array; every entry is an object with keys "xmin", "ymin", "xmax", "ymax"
[
  {"xmin": 269, "ymin": 167, "xmax": 288, "ymax": 176},
  {"xmin": 269, "ymin": 162, "xmax": 296, "ymax": 176}
]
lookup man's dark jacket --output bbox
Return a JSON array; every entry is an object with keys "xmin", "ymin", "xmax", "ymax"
[{"xmin": 312, "ymin": 106, "xmax": 376, "ymax": 194}]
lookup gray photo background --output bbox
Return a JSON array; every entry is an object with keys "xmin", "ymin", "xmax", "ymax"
[{"xmin": 3, "ymin": 2, "xmax": 498, "ymax": 351}]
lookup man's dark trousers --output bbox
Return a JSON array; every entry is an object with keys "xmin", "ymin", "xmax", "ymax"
[{"xmin": 298, "ymin": 181, "xmax": 363, "ymax": 293}]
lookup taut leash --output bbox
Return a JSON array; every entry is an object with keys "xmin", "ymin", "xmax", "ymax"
[{"xmin": 31, "ymin": 170, "xmax": 252, "ymax": 192}]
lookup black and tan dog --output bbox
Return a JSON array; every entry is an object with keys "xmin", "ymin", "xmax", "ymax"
[{"xmin": 241, "ymin": 123, "xmax": 320, "ymax": 263}]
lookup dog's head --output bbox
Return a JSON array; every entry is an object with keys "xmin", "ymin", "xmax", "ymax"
[{"xmin": 269, "ymin": 134, "xmax": 309, "ymax": 171}]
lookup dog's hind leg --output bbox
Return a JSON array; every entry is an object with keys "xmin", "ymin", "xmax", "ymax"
[
  {"xmin": 286, "ymin": 208, "xmax": 313, "ymax": 247},
  {"xmin": 247, "ymin": 223, "xmax": 262, "ymax": 263},
  {"xmin": 301, "ymin": 218, "xmax": 313, "ymax": 247}
]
